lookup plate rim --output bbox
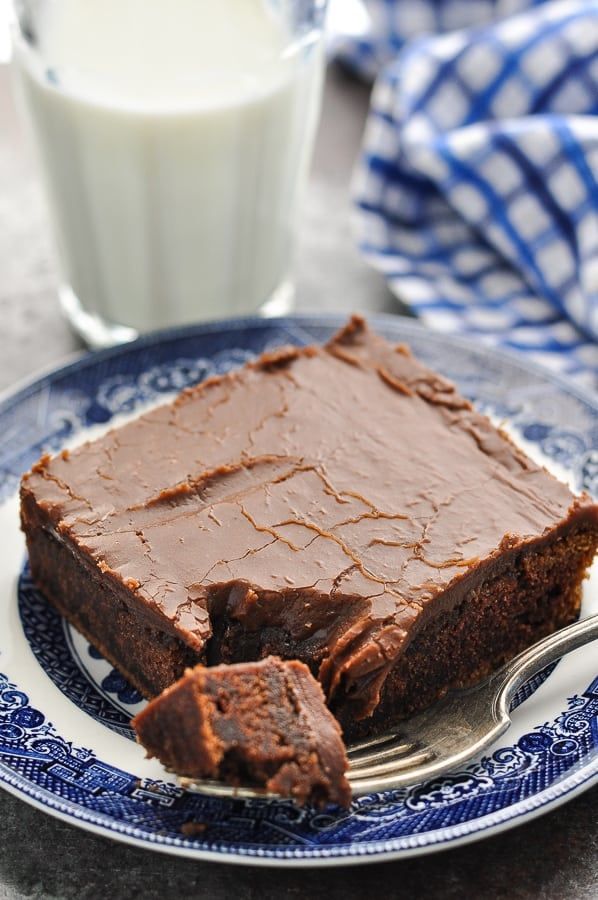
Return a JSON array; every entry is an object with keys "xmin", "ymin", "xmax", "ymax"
[
  {"xmin": 1, "ymin": 311, "xmax": 597, "ymax": 419},
  {"xmin": 1, "ymin": 312, "xmax": 597, "ymax": 866},
  {"xmin": 1, "ymin": 758, "xmax": 596, "ymax": 867}
]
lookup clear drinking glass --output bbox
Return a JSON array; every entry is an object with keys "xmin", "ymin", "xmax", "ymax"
[{"xmin": 12, "ymin": 0, "xmax": 327, "ymax": 347}]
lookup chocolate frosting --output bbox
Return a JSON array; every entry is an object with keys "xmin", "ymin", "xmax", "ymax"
[{"xmin": 22, "ymin": 317, "xmax": 597, "ymax": 719}]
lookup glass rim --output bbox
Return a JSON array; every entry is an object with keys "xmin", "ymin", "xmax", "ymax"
[{"xmin": 10, "ymin": 0, "xmax": 327, "ymax": 112}]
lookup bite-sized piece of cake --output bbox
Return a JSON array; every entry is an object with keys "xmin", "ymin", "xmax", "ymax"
[
  {"xmin": 20, "ymin": 316, "xmax": 598, "ymax": 740},
  {"xmin": 132, "ymin": 656, "xmax": 351, "ymax": 808}
]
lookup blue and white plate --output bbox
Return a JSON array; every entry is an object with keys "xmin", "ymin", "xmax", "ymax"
[{"xmin": 0, "ymin": 314, "xmax": 596, "ymax": 867}]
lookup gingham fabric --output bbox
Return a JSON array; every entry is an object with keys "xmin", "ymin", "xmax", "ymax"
[
  {"xmin": 352, "ymin": 0, "xmax": 598, "ymax": 388},
  {"xmin": 336, "ymin": 0, "xmax": 551, "ymax": 80}
]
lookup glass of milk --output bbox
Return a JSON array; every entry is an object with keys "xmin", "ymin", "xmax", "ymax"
[{"xmin": 12, "ymin": 0, "xmax": 327, "ymax": 346}]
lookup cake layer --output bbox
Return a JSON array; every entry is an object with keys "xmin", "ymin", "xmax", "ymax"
[
  {"xmin": 132, "ymin": 656, "xmax": 351, "ymax": 808},
  {"xmin": 21, "ymin": 316, "xmax": 598, "ymax": 729}
]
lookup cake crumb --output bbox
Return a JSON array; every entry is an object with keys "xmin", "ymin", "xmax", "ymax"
[{"xmin": 181, "ymin": 821, "xmax": 207, "ymax": 837}]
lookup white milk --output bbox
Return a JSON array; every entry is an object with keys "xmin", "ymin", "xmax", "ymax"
[{"xmin": 14, "ymin": 0, "xmax": 323, "ymax": 333}]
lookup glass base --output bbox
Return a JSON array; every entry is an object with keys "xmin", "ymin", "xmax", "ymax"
[
  {"xmin": 259, "ymin": 278, "xmax": 294, "ymax": 319},
  {"xmin": 60, "ymin": 280, "xmax": 295, "ymax": 350},
  {"xmin": 60, "ymin": 286, "xmax": 138, "ymax": 349}
]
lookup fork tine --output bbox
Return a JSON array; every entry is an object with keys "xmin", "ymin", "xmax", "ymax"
[
  {"xmin": 348, "ymin": 748, "xmax": 433, "ymax": 780},
  {"xmin": 346, "ymin": 741, "xmax": 417, "ymax": 766},
  {"xmin": 346, "ymin": 731, "xmax": 403, "ymax": 755},
  {"xmin": 179, "ymin": 778, "xmax": 277, "ymax": 799}
]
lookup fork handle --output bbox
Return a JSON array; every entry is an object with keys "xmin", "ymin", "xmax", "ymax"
[{"xmin": 497, "ymin": 613, "xmax": 598, "ymax": 711}]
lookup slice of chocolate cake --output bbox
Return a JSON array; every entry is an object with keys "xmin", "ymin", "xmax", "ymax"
[
  {"xmin": 20, "ymin": 316, "xmax": 598, "ymax": 740},
  {"xmin": 132, "ymin": 656, "xmax": 351, "ymax": 808}
]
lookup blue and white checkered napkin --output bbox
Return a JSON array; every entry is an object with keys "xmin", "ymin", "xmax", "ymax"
[
  {"xmin": 351, "ymin": 0, "xmax": 598, "ymax": 388},
  {"xmin": 336, "ymin": 0, "xmax": 552, "ymax": 80}
]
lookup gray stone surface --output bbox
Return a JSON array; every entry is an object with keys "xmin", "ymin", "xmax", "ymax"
[{"xmin": 0, "ymin": 61, "xmax": 596, "ymax": 898}]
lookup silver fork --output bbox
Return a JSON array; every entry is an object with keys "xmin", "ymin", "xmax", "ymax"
[{"xmin": 180, "ymin": 614, "xmax": 598, "ymax": 800}]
